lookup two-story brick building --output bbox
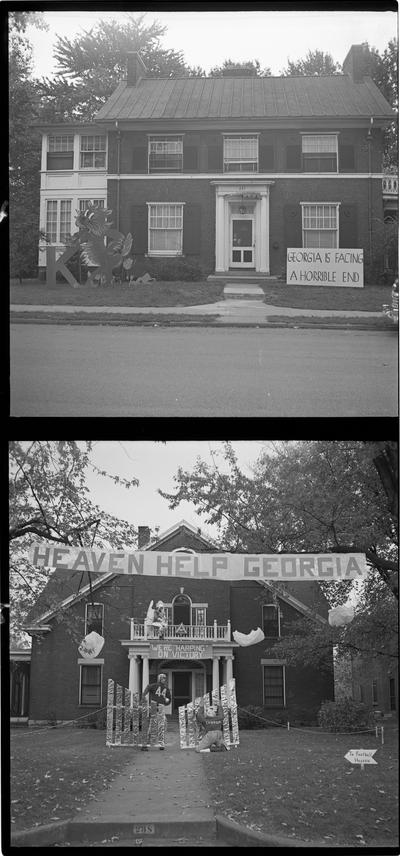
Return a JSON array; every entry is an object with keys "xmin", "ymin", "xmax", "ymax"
[
  {"xmin": 25, "ymin": 521, "xmax": 334, "ymax": 725},
  {"xmin": 37, "ymin": 44, "xmax": 397, "ymax": 283}
]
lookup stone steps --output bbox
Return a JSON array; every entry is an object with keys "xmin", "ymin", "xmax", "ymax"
[{"xmin": 223, "ymin": 284, "xmax": 265, "ymax": 300}]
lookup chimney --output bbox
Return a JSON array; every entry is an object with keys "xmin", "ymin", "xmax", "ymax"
[
  {"xmin": 138, "ymin": 526, "xmax": 151, "ymax": 549},
  {"xmin": 342, "ymin": 44, "xmax": 370, "ymax": 83},
  {"xmin": 126, "ymin": 52, "xmax": 147, "ymax": 86},
  {"xmin": 221, "ymin": 65, "xmax": 257, "ymax": 78}
]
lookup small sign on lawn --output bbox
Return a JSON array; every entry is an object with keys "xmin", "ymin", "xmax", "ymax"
[{"xmin": 345, "ymin": 749, "xmax": 377, "ymax": 770}]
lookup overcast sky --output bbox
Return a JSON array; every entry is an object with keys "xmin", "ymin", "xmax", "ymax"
[
  {"xmin": 84, "ymin": 440, "xmax": 268, "ymax": 541},
  {"xmin": 25, "ymin": 8, "xmax": 397, "ymax": 79}
]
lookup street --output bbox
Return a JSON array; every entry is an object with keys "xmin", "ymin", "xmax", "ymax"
[{"xmin": 10, "ymin": 324, "xmax": 398, "ymax": 417}]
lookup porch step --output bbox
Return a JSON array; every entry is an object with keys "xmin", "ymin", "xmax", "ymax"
[
  {"xmin": 208, "ymin": 272, "xmax": 278, "ymax": 283},
  {"xmin": 223, "ymin": 283, "xmax": 265, "ymax": 300}
]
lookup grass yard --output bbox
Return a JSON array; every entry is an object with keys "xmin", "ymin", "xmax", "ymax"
[
  {"xmin": 10, "ymin": 727, "xmax": 134, "ymax": 833},
  {"xmin": 203, "ymin": 725, "xmax": 399, "ymax": 848},
  {"xmin": 262, "ymin": 282, "xmax": 393, "ymax": 311},
  {"xmin": 10, "ymin": 279, "xmax": 393, "ymax": 312},
  {"xmin": 10, "ymin": 280, "xmax": 224, "ymax": 307},
  {"xmin": 10, "ymin": 723, "xmax": 398, "ymax": 846}
]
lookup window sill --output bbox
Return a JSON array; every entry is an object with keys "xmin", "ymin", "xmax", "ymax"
[{"xmin": 147, "ymin": 253, "xmax": 183, "ymax": 258}]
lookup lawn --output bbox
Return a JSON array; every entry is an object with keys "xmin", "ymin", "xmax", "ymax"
[
  {"xmin": 10, "ymin": 280, "xmax": 224, "ymax": 307},
  {"xmin": 10, "ymin": 724, "xmax": 398, "ymax": 847},
  {"xmin": 262, "ymin": 282, "xmax": 393, "ymax": 311},
  {"xmin": 202, "ymin": 725, "xmax": 399, "ymax": 847},
  {"xmin": 10, "ymin": 279, "xmax": 393, "ymax": 312},
  {"xmin": 10, "ymin": 727, "xmax": 134, "ymax": 833}
]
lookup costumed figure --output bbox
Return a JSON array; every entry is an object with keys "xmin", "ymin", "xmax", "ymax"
[
  {"xmin": 141, "ymin": 673, "xmax": 171, "ymax": 750},
  {"xmin": 195, "ymin": 702, "xmax": 227, "ymax": 752},
  {"xmin": 144, "ymin": 599, "xmax": 168, "ymax": 639}
]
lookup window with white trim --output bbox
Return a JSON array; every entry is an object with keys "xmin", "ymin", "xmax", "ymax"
[
  {"xmin": 302, "ymin": 134, "xmax": 338, "ymax": 172},
  {"xmin": 85, "ymin": 603, "xmax": 104, "ymax": 636},
  {"xmin": 193, "ymin": 607, "xmax": 207, "ymax": 626},
  {"xmin": 148, "ymin": 136, "xmax": 183, "ymax": 173},
  {"xmin": 45, "ymin": 199, "xmax": 72, "ymax": 243},
  {"xmin": 262, "ymin": 604, "xmax": 280, "ymax": 638},
  {"xmin": 80, "ymin": 664, "xmax": 102, "ymax": 705},
  {"xmin": 79, "ymin": 199, "xmax": 105, "ymax": 211},
  {"xmin": 47, "ymin": 135, "xmax": 74, "ymax": 170},
  {"xmin": 148, "ymin": 203, "xmax": 184, "ymax": 255},
  {"xmin": 80, "ymin": 135, "xmax": 107, "ymax": 169},
  {"xmin": 223, "ymin": 136, "xmax": 258, "ymax": 172},
  {"xmin": 301, "ymin": 203, "xmax": 339, "ymax": 248},
  {"xmin": 263, "ymin": 665, "xmax": 285, "ymax": 708}
]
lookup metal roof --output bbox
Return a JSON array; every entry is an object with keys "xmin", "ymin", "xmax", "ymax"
[{"xmin": 95, "ymin": 75, "xmax": 394, "ymax": 123}]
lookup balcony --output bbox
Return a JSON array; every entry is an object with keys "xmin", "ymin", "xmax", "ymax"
[
  {"xmin": 382, "ymin": 176, "xmax": 398, "ymax": 196},
  {"xmin": 130, "ymin": 620, "xmax": 231, "ymax": 642}
]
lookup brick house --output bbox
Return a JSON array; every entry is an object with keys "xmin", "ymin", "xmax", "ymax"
[
  {"xmin": 25, "ymin": 521, "xmax": 334, "ymax": 725},
  {"xmin": 37, "ymin": 43, "xmax": 397, "ymax": 283}
]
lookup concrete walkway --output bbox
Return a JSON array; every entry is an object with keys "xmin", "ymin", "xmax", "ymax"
[
  {"xmin": 10, "ymin": 299, "xmax": 384, "ymax": 322},
  {"xmin": 67, "ymin": 728, "xmax": 217, "ymax": 845}
]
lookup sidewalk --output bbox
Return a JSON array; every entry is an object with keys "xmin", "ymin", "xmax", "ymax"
[
  {"xmin": 67, "ymin": 728, "xmax": 217, "ymax": 845},
  {"xmin": 10, "ymin": 298, "xmax": 389, "ymax": 328}
]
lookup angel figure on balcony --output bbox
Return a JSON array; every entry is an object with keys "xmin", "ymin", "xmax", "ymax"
[{"xmin": 144, "ymin": 599, "xmax": 168, "ymax": 639}]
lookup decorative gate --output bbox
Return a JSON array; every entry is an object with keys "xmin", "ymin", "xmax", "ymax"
[
  {"xmin": 178, "ymin": 678, "xmax": 239, "ymax": 749},
  {"xmin": 106, "ymin": 679, "xmax": 165, "ymax": 748}
]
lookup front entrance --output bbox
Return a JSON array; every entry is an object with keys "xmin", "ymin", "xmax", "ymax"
[
  {"xmin": 173, "ymin": 671, "xmax": 192, "ymax": 712},
  {"xmin": 231, "ymin": 217, "xmax": 254, "ymax": 268}
]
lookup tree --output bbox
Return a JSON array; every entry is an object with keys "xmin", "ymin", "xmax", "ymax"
[
  {"xmin": 209, "ymin": 58, "xmax": 271, "ymax": 77},
  {"xmin": 281, "ymin": 40, "xmax": 398, "ymax": 171},
  {"xmin": 8, "ymin": 441, "xmax": 140, "ymax": 645},
  {"xmin": 9, "ymin": 13, "xmax": 47, "ymax": 279},
  {"xmin": 281, "ymin": 50, "xmax": 341, "ymax": 76},
  {"xmin": 361, "ymin": 39, "xmax": 398, "ymax": 172},
  {"xmin": 159, "ymin": 440, "xmax": 398, "ymax": 670},
  {"xmin": 37, "ymin": 13, "xmax": 202, "ymax": 122}
]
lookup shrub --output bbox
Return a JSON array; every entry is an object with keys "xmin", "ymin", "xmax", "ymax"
[
  {"xmin": 317, "ymin": 698, "xmax": 374, "ymax": 732},
  {"xmin": 144, "ymin": 258, "xmax": 205, "ymax": 282}
]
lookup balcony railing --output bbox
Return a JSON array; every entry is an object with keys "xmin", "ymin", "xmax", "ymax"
[
  {"xmin": 130, "ymin": 620, "xmax": 231, "ymax": 642},
  {"xmin": 382, "ymin": 176, "xmax": 398, "ymax": 196}
]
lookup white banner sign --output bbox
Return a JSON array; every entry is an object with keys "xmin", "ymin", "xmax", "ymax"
[
  {"xmin": 287, "ymin": 248, "xmax": 364, "ymax": 287},
  {"xmin": 29, "ymin": 544, "xmax": 368, "ymax": 582}
]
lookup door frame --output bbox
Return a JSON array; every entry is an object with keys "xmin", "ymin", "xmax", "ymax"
[
  {"xmin": 212, "ymin": 181, "xmax": 273, "ymax": 274},
  {"xmin": 230, "ymin": 214, "xmax": 255, "ymax": 268}
]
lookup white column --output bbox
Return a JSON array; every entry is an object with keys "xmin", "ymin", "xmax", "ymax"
[
  {"xmin": 215, "ymin": 192, "xmax": 226, "ymax": 272},
  {"xmin": 226, "ymin": 655, "xmax": 233, "ymax": 684},
  {"xmin": 259, "ymin": 190, "xmax": 270, "ymax": 273},
  {"xmin": 129, "ymin": 654, "xmax": 140, "ymax": 700},
  {"xmin": 212, "ymin": 656, "xmax": 220, "ymax": 692},
  {"xmin": 142, "ymin": 654, "xmax": 149, "ymax": 693}
]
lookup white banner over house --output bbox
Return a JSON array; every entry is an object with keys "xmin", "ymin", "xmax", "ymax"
[
  {"xmin": 287, "ymin": 248, "xmax": 364, "ymax": 287},
  {"xmin": 29, "ymin": 544, "xmax": 368, "ymax": 582}
]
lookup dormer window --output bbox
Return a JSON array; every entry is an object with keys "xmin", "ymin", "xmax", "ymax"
[
  {"xmin": 223, "ymin": 135, "xmax": 258, "ymax": 172},
  {"xmin": 301, "ymin": 134, "xmax": 338, "ymax": 172},
  {"xmin": 148, "ymin": 136, "xmax": 183, "ymax": 173}
]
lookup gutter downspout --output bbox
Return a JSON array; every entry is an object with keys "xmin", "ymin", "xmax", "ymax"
[
  {"xmin": 115, "ymin": 120, "xmax": 121, "ymax": 232},
  {"xmin": 367, "ymin": 117, "xmax": 373, "ymax": 268}
]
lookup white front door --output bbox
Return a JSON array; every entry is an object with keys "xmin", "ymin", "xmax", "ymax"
[{"xmin": 231, "ymin": 217, "xmax": 254, "ymax": 268}]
